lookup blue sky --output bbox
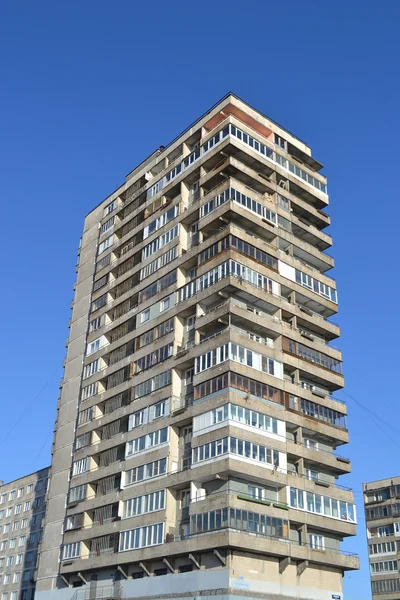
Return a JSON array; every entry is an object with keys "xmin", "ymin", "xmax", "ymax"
[{"xmin": 1, "ymin": 1, "xmax": 400, "ymax": 597}]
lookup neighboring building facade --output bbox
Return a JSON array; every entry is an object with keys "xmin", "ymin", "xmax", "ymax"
[
  {"xmin": 364, "ymin": 477, "xmax": 400, "ymax": 599},
  {"xmin": 0, "ymin": 468, "xmax": 49, "ymax": 600},
  {"xmin": 36, "ymin": 93, "xmax": 358, "ymax": 600}
]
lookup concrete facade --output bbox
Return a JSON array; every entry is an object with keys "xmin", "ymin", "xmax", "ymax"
[
  {"xmin": 364, "ymin": 476, "xmax": 400, "ymax": 599},
  {"xmin": 36, "ymin": 93, "xmax": 358, "ymax": 600},
  {"xmin": 0, "ymin": 468, "xmax": 49, "ymax": 600}
]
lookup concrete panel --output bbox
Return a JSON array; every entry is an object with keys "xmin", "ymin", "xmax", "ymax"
[
  {"xmin": 57, "ymin": 398, "xmax": 79, "ymax": 424},
  {"xmin": 54, "ymin": 421, "xmax": 76, "ymax": 450},
  {"xmin": 63, "ymin": 355, "xmax": 84, "ymax": 382},
  {"xmin": 51, "ymin": 446, "xmax": 73, "ymax": 473}
]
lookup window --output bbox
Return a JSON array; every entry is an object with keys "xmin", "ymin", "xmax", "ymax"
[
  {"xmin": 125, "ymin": 457, "xmax": 167, "ymax": 485},
  {"xmin": 282, "ymin": 338, "xmax": 342, "ymax": 374},
  {"xmin": 72, "ymin": 458, "xmax": 89, "ymax": 476},
  {"xmin": 17, "ymin": 488, "xmax": 24, "ymax": 498},
  {"xmin": 69, "ymin": 485, "xmax": 87, "ymax": 504},
  {"xmin": 100, "ymin": 216, "xmax": 115, "ymax": 235},
  {"xmin": 143, "ymin": 205, "xmax": 179, "ymax": 240},
  {"xmin": 195, "ymin": 342, "xmax": 282, "ymax": 380},
  {"xmin": 9, "ymin": 491, "xmax": 15, "ymax": 501},
  {"xmin": 24, "ymin": 502, "xmax": 31, "ymax": 512},
  {"xmin": 369, "ymin": 540, "xmax": 397, "ymax": 555},
  {"xmin": 142, "ymin": 225, "xmax": 179, "ymax": 260},
  {"xmin": 192, "ymin": 436, "xmax": 280, "ymax": 469},
  {"xmin": 0, "ymin": 509, "xmax": 3, "ymax": 519},
  {"xmin": 62, "ymin": 542, "xmax": 81, "ymax": 560},
  {"xmin": 153, "ymin": 401, "xmax": 165, "ymax": 419},
  {"xmin": 6, "ymin": 556, "xmax": 14, "ymax": 566},
  {"xmin": 134, "ymin": 370, "xmax": 171, "ymax": 400},
  {"xmin": 126, "ymin": 428, "xmax": 168, "ymax": 458},
  {"xmin": 159, "ymin": 296, "xmax": 170, "ymax": 313},
  {"xmin": 14, "ymin": 504, "xmax": 21, "ymax": 515},
  {"xmin": 78, "ymin": 408, "xmax": 92, "ymax": 426},
  {"xmin": 137, "ymin": 317, "xmax": 174, "ymax": 350},
  {"xmin": 372, "ymin": 578, "xmax": 400, "ymax": 594},
  {"xmin": 18, "ymin": 536, "xmax": 26, "ymax": 546},
  {"xmin": 103, "ymin": 200, "xmax": 116, "ymax": 217},
  {"xmin": 12, "ymin": 521, "xmax": 19, "ymax": 531},
  {"xmin": 124, "ymin": 490, "xmax": 165, "ymax": 518},
  {"xmin": 6, "ymin": 507, "xmax": 12, "ymax": 517},
  {"xmin": 26, "ymin": 485, "xmax": 33, "ymax": 494},
  {"xmin": 0, "ymin": 557, "xmax": 3, "ymax": 567},
  {"xmin": 21, "ymin": 518, "xmax": 29, "ymax": 529},
  {"xmin": 0, "ymin": 494, "xmax": 6, "ymax": 504},
  {"xmin": 98, "ymin": 234, "xmax": 114, "ymax": 255},
  {"xmin": 134, "ymin": 344, "xmax": 173, "ymax": 374},
  {"xmin": 305, "ymin": 469, "xmax": 318, "ymax": 481},
  {"xmin": 295, "ymin": 269, "xmax": 337, "ymax": 303},
  {"xmin": 140, "ymin": 246, "xmax": 178, "ymax": 281},
  {"xmin": 25, "ymin": 551, "xmax": 33, "ymax": 563},
  {"xmin": 91, "ymin": 293, "xmax": 107, "ymax": 312},
  {"xmin": 1, "ymin": 540, "xmax": 7, "ymax": 551},
  {"xmin": 83, "ymin": 359, "xmax": 100, "ymax": 379},
  {"xmin": 128, "ymin": 409, "xmax": 145, "ymax": 430},
  {"xmin": 141, "ymin": 309, "xmax": 150, "ymax": 323},
  {"xmin": 22, "ymin": 570, "xmax": 31, "ymax": 582},
  {"xmin": 4, "ymin": 523, "xmax": 10, "ymax": 533},
  {"xmin": 89, "ymin": 315, "xmax": 104, "ymax": 333},
  {"xmin": 75, "ymin": 433, "xmax": 91, "ymax": 450},
  {"xmin": 204, "ymin": 403, "xmax": 280, "ymax": 437},
  {"xmin": 9, "ymin": 538, "xmax": 17, "ymax": 549},
  {"xmin": 32, "ymin": 497, "xmax": 42, "ymax": 509},
  {"xmin": 82, "ymin": 382, "xmax": 98, "ymax": 400},
  {"xmin": 309, "ymin": 533, "xmax": 324, "ymax": 550},
  {"xmin": 16, "ymin": 554, "xmax": 23, "ymax": 565},
  {"xmin": 191, "ymin": 506, "xmax": 288, "ymax": 540},
  {"xmin": 86, "ymin": 336, "xmax": 104, "ymax": 356},
  {"xmin": 10, "ymin": 593, "xmax": 17, "ymax": 600},
  {"xmin": 181, "ymin": 489, "xmax": 190, "ymax": 508},
  {"xmin": 119, "ymin": 523, "xmax": 164, "ymax": 551},
  {"xmin": 370, "ymin": 560, "xmax": 398, "ymax": 574},
  {"xmin": 304, "ymin": 438, "xmax": 318, "ymax": 450},
  {"xmin": 13, "ymin": 572, "xmax": 20, "ymax": 584},
  {"xmin": 4, "ymin": 574, "xmax": 11, "ymax": 584},
  {"xmin": 289, "ymin": 487, "xmax": 356, "ymax": 523},
  {"xmin": 248, "ymin": 486, "xmax": 265, "ymax": 500}
]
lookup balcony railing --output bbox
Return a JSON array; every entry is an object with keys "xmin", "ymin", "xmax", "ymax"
[{"xmin": 167, "ymin": 528, "xmax": 357, "ymax": 559}]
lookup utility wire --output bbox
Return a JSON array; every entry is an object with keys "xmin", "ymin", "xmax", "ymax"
[
  {"xmin": 33, "ymin": 431, "xmax": 53, "ymax": 469},
  {"xmin": 0, "ymin": 364, "xmax": 62, "ymax": 448},
  {"xmin": 343, "ymin": 390, "xmax": 400, "ymax": 453}
]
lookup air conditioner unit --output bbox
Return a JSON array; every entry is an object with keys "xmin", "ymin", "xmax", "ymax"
[{"xmin": 312, "ymin": 388, "xmax": 326, "ymax": 398}]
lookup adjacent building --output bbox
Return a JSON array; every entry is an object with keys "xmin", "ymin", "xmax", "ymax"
[
  {"xmin": 35, "ymin": 93, "xmax": 358, "ymax": 600},
  {"xmin": 364, "ymin": 477, "xmax": 400, "ymax": 598},
  {"xmin": 0, "ymin": 468, "xmax": 49, "ymax": 600}
]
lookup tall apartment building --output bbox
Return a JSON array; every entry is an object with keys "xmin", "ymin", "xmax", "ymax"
[
  {"xmin": 0, "ymin": 468, "xmax": 49, "ymax": 600},
  {"xmin": 36, "ymin": 93, "xmax": 358, "ymax": 600},
  {"xmin": 364, "ymin": 477, "xmax": 400, "ymax": 598}
]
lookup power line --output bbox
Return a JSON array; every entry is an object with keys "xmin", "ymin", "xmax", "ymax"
[
  {"xmin": 33, "ymin": 431, "xmax": 53, "ymax": 469},
  {"xmin": 343, "ymin": 390, "xmax": 400, "ymax": 453},
  {"xmin": 0, "ymin": 364, "xmax": 62, "ymax": 448}
]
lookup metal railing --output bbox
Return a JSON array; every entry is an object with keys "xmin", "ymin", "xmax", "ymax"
[
  {"xmin": 167, "ymin": 527, "xmax": 358, "ymax": 558},
  {"xmin": 70, "ymin": 583, "xmax": 122, "ymax": 600}
]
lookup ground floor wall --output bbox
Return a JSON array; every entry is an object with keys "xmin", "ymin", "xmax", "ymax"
[{"xmin": 35, "ymin": 552, "xmax": 345, "ymax": 600}]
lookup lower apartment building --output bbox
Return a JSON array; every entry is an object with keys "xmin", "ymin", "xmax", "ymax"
[
  {"xmin": 0, "ymin": 468, "xmax": 49, "ymax": 600},
  {"xmin": 35, "ymin": 93, "xmax": 358, "ymax": 600},
  {"xmin": 364, "ymin": 477, "xmax": 400, "ymax": 599}
]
